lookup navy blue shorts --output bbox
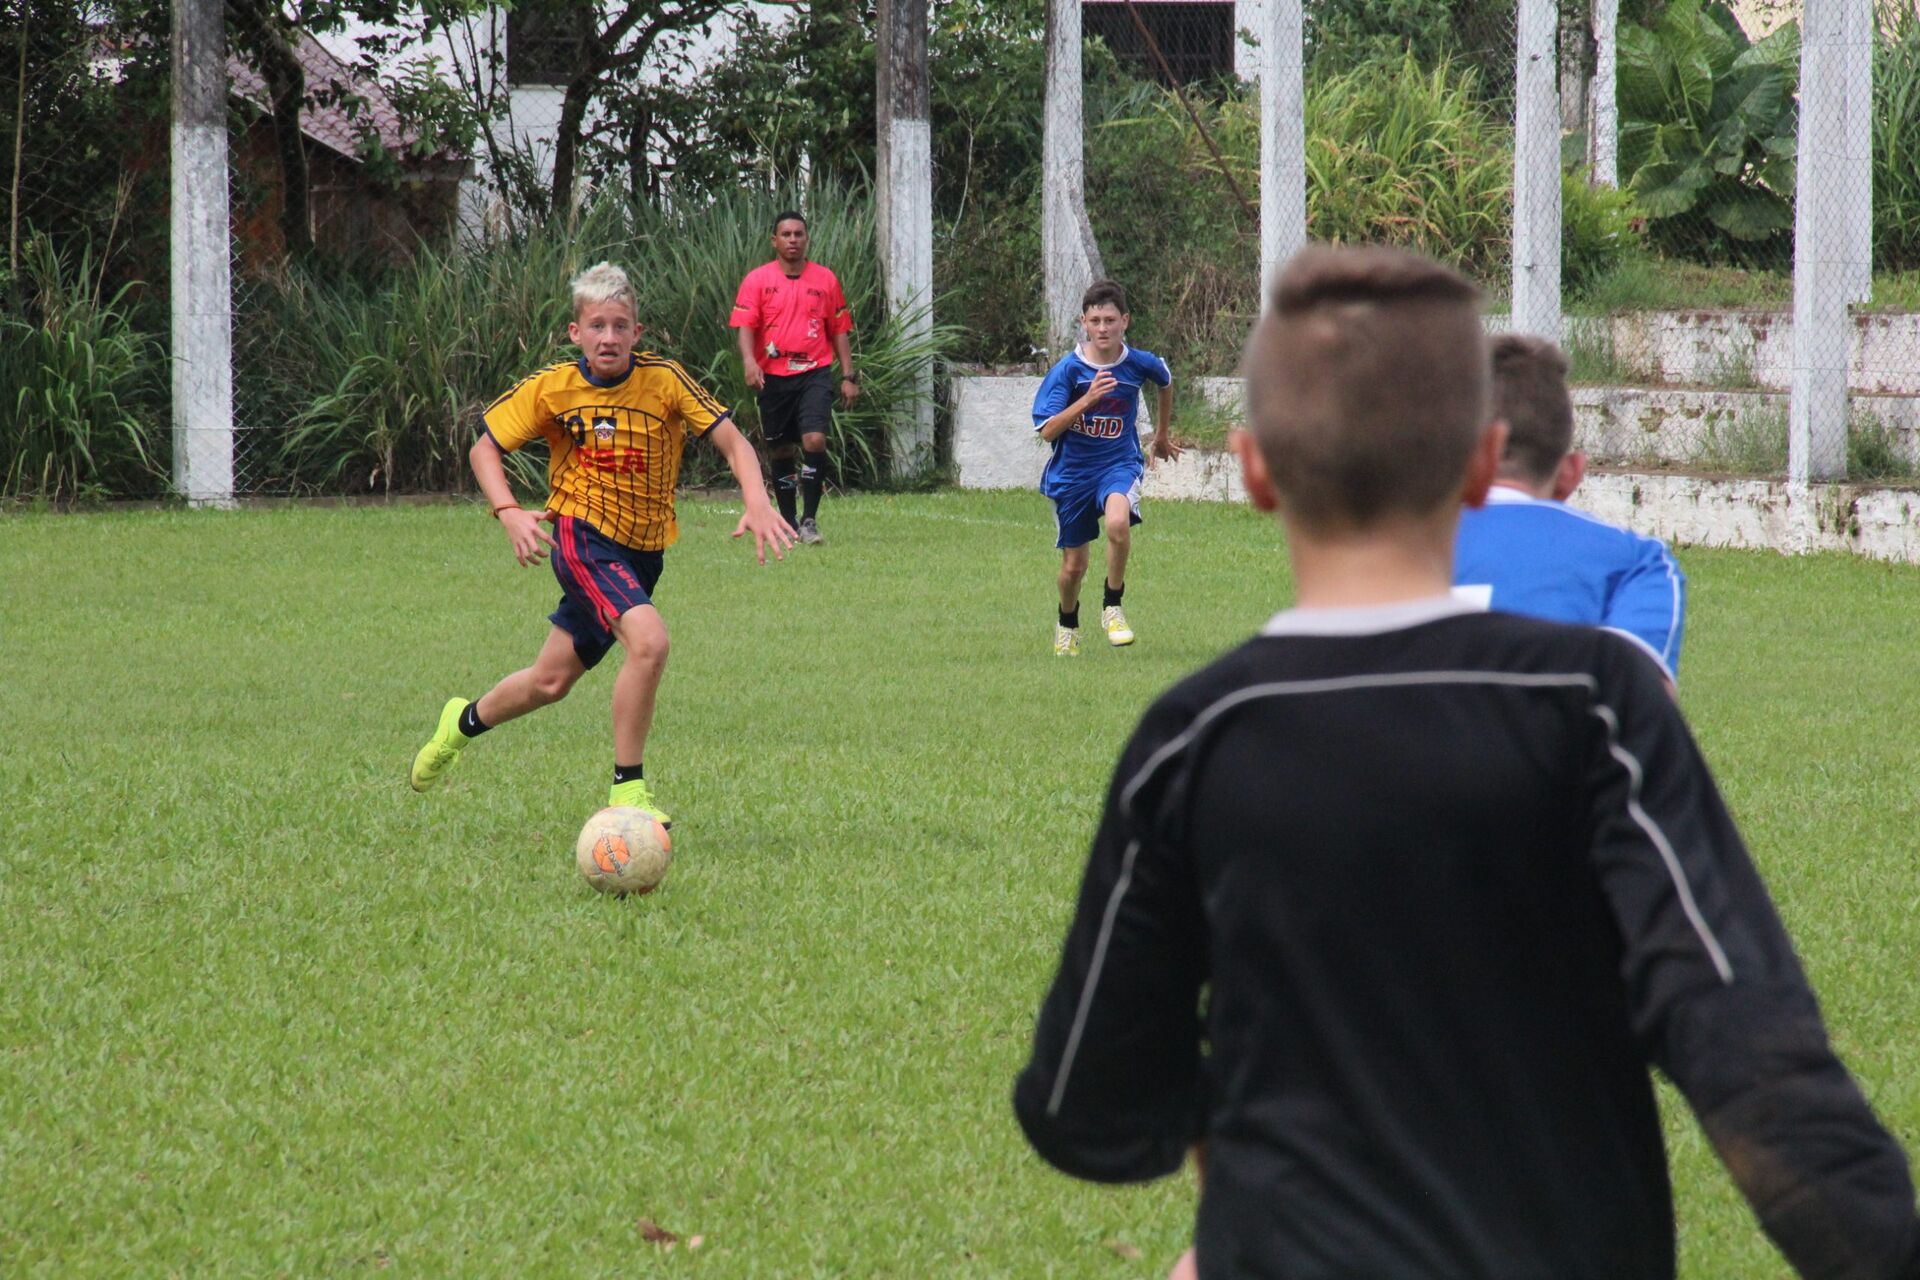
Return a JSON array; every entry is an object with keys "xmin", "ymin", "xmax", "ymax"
[
  {"xmin": 1047, "ymin": 462, "xmax": 1143, "ymax": 550},
  {"xmin": 549, "ymin": 515, "xmax": 665, "ymax": 670}
]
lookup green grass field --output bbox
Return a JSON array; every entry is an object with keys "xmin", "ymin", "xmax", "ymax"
[{"xmin": 5, "ymin": 490, "xmax": 1919, "ymax": 1277}]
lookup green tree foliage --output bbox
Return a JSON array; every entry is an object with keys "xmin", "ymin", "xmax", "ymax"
[{"xmin": 1617, "ymin": 0, "xmax": 1798, "ymax": 264}]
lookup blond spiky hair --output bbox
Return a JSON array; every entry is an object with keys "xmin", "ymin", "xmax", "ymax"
[{"xmin": 570, "ymin": 261, "xmax": 637, "ymax": 318}]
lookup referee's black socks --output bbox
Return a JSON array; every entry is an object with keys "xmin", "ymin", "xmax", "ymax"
[
  {"xmin": 801, "ymin": 450, "xmax": 827, "ymax": 521},
  {"xmin": 1103, "ymin": 581, "xmax": 1125, "ymax": 608},
  {"xmin": 771, "ymin": 453, "xmax": 799, "ymax": 524},
  {"xmin": 1059, "ymin": 605, "xmax": 1080, "ymax": 629}
]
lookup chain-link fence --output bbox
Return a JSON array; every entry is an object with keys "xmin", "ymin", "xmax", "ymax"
[
  {"xmin": 10, "ymin": 0, "xmax": 1918, "ymax": 502},
  {"xmin": 1509, "ymin": 0, "xmax": 1907, "ymax": 484},
  {"xmin": 1059, "ymin": 0, "xmax": 1915, "ymax": 487}
]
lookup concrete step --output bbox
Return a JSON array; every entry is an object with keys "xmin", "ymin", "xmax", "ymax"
[
  {"xmin": 1487, "ymin": 310, "xmax": 1920, "ymax": 396},
  {"xmin": 1572, "ymin": 386, "xmax": 1920, "ymax": 470}
]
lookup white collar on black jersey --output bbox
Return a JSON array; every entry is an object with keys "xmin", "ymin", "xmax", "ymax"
[{"xmin": 1261, "ymin": 594, "xmax": 1480, "ymax": 637}]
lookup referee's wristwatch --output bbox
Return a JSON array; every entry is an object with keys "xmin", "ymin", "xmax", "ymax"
[{"xmin": 840, "ymin": 373, "xmax": 858, "ymax": 387}]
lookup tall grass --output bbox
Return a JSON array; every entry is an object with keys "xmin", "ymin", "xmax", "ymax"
[
  {"xmin": 1874, "ymin": 8, "xmax": 1920, "ymax": 272},
  {"xmin": 0, "ymin": 236, "xmax": 166, "ymax": 504},
  {"xmin": 251, "ymin": 184, "xmax": 953, "ymax": 496}
]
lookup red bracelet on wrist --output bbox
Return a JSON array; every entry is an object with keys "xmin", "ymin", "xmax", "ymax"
[{"xmin": 491, "ymin": 503, "xmax": 521, "ymax": 518}]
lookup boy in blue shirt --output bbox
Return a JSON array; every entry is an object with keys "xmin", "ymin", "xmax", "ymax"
[
  {"xmin": 1453, "ymin": 333, "xmax": 1686, "ymax": 681},
  {"xmin": 1032, "ymin": 281, "xmax": 1180, "ymax": 655}
]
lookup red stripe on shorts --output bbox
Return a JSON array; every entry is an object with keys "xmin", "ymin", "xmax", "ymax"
[{"xmin": 559, "ymin": 515, "xmax": 624, "ymax": 630}]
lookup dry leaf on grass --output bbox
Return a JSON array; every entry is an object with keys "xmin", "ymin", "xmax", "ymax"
[
  {"xmin": 636, "ymin": 1217, "xmax": 678, "ymax": 1244},
  {"xmin": 1103, "ymin": 1239, "xmax": 1143, "ymax": 1260}
]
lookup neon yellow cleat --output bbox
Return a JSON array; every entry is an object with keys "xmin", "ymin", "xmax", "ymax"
[
  {"xmin": 1101, "ymin": 605, "xmax": 1135, "ymax": 646},
  {"xmin": 609, "ymin": 777, "xmax": 673, "ymax": 829},
  {"xmin": 410, "ymin": 697, "xmax": 472, "ymax": 791},
  {"xmin": 1053, "ymin": 623, "xmax": 1082, "ymax": 657}
]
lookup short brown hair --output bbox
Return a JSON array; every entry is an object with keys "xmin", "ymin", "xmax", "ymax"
[
  {"xmin": 1240, "ymin": 245, "xmax": 1488, "ymax": 531},
  {"xmin": 1488, "ymin": 333, "xmax": 1574, "ymax": 484},
  {"xmin": 1081, "ymin": 280, "xmax": 1128, "ymax": 313}
]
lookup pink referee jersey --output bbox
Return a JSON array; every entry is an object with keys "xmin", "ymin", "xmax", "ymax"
[{"xmin": 729, "ymin": 260, "xmax": 852, "ymax": 377}]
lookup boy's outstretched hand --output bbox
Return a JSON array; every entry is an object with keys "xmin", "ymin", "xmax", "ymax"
[
  {"xmin": 733, "ymin": 503, "xmax": 797, "ymax": 564},
  {"xmin": 1149, "ymin": 433, "xmax": 1184, "ymax": 464},
  {"xmin": 500, "ymin": 507, "xmax": 558, "ymax": 566}
]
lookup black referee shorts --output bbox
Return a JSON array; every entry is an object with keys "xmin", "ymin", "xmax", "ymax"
[{"xmin": 758, "ymin": 367, "xmax": 834, "ymax": 448}]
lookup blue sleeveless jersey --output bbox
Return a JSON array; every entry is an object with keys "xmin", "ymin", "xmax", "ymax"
[
  {"xmin": 1453, "ymin": 487, "xmax": 1687, "ymax": 678},
  {"xmin": 1031, "ymin": 345, "xmax": 1172, "ymax": 497}
]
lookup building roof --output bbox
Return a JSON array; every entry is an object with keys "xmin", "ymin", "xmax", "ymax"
[{"xmin": 228, "ymin": 32, "xmax": 447, "ymax": 163}]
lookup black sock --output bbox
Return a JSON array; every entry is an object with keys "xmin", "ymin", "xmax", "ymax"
[
  {"xmin": 771, "ymin": 454, "xmax": 799, "ymax": 524},
  {"xmin": 1059, "ymin": 605, "xmax": 1080, "ymax": 629},
  {"xmin": 1103, "ymin": 581, "xmax": 1125, "ymax": 608},
  {"xmin": 458, "ymin": 701, "xmax": 490, "ymax": 738},
  {"xmin": 801, "ymin": 450, "xmax": 827, "ymax": 520},
  {"xmin": 613, "ymin": 762, "xmax": 644, "ymax": 785}
]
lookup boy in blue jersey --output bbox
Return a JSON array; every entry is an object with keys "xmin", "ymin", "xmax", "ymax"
[
  {"xmin": 1453, "ymin": 333, "xmax": 1687, "ymax": 681},
  {"xmin": 1033, "ymin": 281, "xmax": 1181, "ymax": 655}
]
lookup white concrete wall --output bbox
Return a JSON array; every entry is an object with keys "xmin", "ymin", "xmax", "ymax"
[
  {"xmin": 1486, "ymin": 310, "xmax": 1920, "ymax": 395},
  {"xmin": 950, "ymin": 373, "xmax": 1920, "ymax": 562}
]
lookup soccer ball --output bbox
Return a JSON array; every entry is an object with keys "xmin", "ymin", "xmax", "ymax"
[{"xmin": 575, "ymin": 806, "xmax": 672, "ymax": 896}]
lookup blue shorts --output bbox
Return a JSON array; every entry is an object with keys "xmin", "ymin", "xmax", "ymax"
[
  {"xmin": 1046, "ymin": 462, "xmax": 1143, "ymax": 550},
  {"xmin": 549, "ymin": 515, "xmax": 665, "ymax": 670}
]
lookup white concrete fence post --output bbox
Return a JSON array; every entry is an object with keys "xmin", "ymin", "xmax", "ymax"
[
  {"xmin": 1512, "ymin": 0, "xmax": 1562, "ymax": 345},
  {"xmin": 1792, "ymin": 0, "xmax": 1853, "ymax": 483},
  {"xmin": 1042, "ymin": 0, "xmax": 1104, "ymax": 354},
  {"xmin": 1257, "ymin": 0, "xmax": 1307, "ymax": 300},
  {"xmin": 875, "ymin": 0, "xmax": 935, "ymax": 478},
  {"xmin": 1589, "ymin": 0, "xmax": 1619, "ymax": 188},
  {"xmin": 170, "ymin": 0, "xmax": 235, "ymax": 506}
]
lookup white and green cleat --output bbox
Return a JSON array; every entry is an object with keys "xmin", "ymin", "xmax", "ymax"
[
  {"xmin": 409, "ymin": 697, "xmax": 472, "ymax": 791},
  {"xmin": 1053, "ymin": 623, "xmax": 1082, "ymax": 657},
  {"xmin": 609, "ymin": 777, "xmax": 672, "ymax": 829},
  {"xmin": 1101, "ymin": 605, "xmax": 1135, "ymax": 647}
]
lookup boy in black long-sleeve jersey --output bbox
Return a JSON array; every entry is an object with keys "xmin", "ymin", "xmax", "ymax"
[{"xmin": 1013, "ymin": 244, "xmax": 1920, "ymax": 1280}]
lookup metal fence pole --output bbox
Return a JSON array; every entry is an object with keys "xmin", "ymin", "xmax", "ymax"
[
  {"xmin": 170, "ymin": 0, "xmax": 234, "ymax": 505},
  {"xmin": 1512, "ymin": 0, "xmax": 1561, "ymax": 344},
  {"xmin": 1258, "ymin": 0, "xmax": 1306, "ymax": 298}
]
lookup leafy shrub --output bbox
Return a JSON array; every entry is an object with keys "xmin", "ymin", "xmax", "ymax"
[
  {"xmin": 1617, "ymin": 0, "xmax": 1798, "ymax": 265},
  {"xmin": 1083, "ymin": 76, "xmax": 1259, "ymax": 373},
  {"xmin": 0, "ymin": 236, "xmax": 166, "ymax": 504},
  {"xmin": 1562, "ymin": 172, "xmax": 1646, "ymax": 292}
]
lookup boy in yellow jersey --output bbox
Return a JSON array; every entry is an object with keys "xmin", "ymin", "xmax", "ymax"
[{"xmin": 409, "ymin": 261, "xmax": 794, "ymax": 824}]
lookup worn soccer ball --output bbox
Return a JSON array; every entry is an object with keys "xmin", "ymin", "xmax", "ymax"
[{"xmin": 575, "ymin": 806, "xmax": 672, "ymax": 896}]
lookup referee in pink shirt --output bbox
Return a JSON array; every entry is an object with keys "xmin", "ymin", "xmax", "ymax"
[{"xmin": 731, "ymin": 211, "xmax": 857, "ymax": 545}]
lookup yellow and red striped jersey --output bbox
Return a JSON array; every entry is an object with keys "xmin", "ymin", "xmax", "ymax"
[{"xmin": 482, "ymin": 353, "xmax": 729, "ymax": 550}]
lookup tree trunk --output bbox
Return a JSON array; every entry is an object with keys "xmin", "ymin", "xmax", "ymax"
[{"xmin": 549, "ymin": 67, "xmax": 595, "ymax": 217}]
